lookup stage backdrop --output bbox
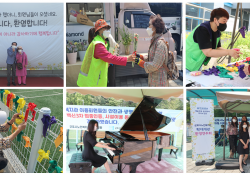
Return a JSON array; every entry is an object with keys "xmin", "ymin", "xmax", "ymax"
[
  {"xmin": 0, "ymin": 3, "xmax": 63, "ymax": 70},
  {"xmin": 66, "ymin": 105, "xmax": 183, "ymax": 133},
  {"xmin": 190, "ymin": 98, "xmax": 215, "ymax": 161}
]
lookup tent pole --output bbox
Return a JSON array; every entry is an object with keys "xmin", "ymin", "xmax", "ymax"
[
  {"xmin": 229, "ymin": 3, "xmax": 240, "ymax": 63},
  {"xmin": 223, "ymin": 112, "xmax": 227, "ymax": 160}
]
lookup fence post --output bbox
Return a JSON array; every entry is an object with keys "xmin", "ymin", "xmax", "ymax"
[{"xmin": 27, "ymin": 107, "xmax": 51, "ymax": 173}]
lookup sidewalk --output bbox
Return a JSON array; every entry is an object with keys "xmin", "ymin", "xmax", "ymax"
[{"xmin": 186, "ymin": 142, "xmax": 250, "ymax": 173}]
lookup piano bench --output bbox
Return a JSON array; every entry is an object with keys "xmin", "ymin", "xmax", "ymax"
[
  {"xmin": 163, "ymin": 146, "xmax": 179, "ymax": 159},
  {"xmin": 69, "ymin": 153, "xmax": 92, "ymax": 173}
]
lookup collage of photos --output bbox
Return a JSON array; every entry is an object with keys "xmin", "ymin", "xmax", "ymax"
[{"xmin": 1, "ymin": 0, "xmax": 250, "ymax": 174}]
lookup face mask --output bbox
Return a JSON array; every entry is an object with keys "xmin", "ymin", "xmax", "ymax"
[
  {"xmin": 103, "ymin": 30, "xmax": 110, "ymax": 39},
  {"xmin": 146, "ymin": 27, "xmax": 153, "ymax": 37},
  {"xmin": 18, "ymin": 50, "xmax": 22, "ymax": 53},
  {"xmin": 243, "ymin": 125, "xmax": 247, "ymax": 128},
  {"xmin": 12, "ymin": 45, "xmax": 17, "ymax": 49},
  {"xmin": 232, "ymin": 119, "xmax": 236, "ymax": 123},
  {"xmin": 93, "ymin": 126, "xmax": 97, "ymax": 131},
  {"xmin": 216, "ymin": 21, "xmax": 227, "ymax": 31}
]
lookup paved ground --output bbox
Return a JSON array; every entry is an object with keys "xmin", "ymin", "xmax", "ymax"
[
  {"xmin": 115, "ymin": 55, "xmax": 183, "ymax": 87},
  {"xmin": 67, "ymin": 146, "xmax": 183, "ymax": 173},
  {"xmin": 186, "ymin": 142, "xmax": 250, "ymax": 173}
]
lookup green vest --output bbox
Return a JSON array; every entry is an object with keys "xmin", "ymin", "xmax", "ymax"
[
  {"xmin": 77, "ymin": 35, "xmax": 108, "ymax": 87},
  {"xmin": 186, "ymin": 22, "xmax": 220, "ymax": 71}
]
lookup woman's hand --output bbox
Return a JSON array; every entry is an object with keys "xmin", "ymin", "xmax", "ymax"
[
  {"xmin": 17, "ymin": 121, "xmax": 27, "ymax": 131},
  {"xmin": 127, "ymin": 54, "xmax": 136, "ymax": 62},
  {"xmin": 107, "ymin": 147, "xmax": 116, "ymax": 151},
  {"xmin": 25, "ymin": 65, "xmax": 27, "ymax": 68},
  {"xmin": 243, "ymin": 64, "xmax": 250, "ymax": 75},
  {"xmin": 243, "ymin": 144, "xmax": 248, "ymax": 149},
  {"xmin": 228, "ymin": 49, "xmax": 242, "ymax": 58},
  {"xmin": 9, "ymin": 113, "xmax": 21, "ymax": 124}
]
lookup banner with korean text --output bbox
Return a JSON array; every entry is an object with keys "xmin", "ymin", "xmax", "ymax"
[
  {"xmin": 0, "ymin": 3, "xmax": 63, "ymax": 70},
  {"xmin": 190, "ymin": 98, "xmax": 215, "ymax": 161},
  {"xmin": 66, "ymin": 105, "xmax": 183, "ymax": 133}
]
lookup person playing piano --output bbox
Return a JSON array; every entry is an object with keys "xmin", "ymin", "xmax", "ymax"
[{"xmin": 82, "ymin": 119, "xmax": 116, "ymax": 173}]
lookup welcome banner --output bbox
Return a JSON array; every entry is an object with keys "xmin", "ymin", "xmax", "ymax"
[
  {"xmin": 190, "ymin": 98, "xmax": 215, "ymax": 161},
  {"xmin": 0, "ymin": 3, "xmax": 64, "ymax": 70}
]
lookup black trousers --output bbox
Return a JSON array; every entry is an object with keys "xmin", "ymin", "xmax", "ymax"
[{"xmin": 0, "ymin": 152, "xmax": 7, "ymax": 170}]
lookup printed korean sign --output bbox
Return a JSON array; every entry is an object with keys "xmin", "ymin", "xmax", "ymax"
[
  {"xmin": 65, "ymin": 105, "xmax": 183, "ymax": 132},
  {"xmin": 0, "ymin": 3, "xmax": 63, "ymax": 70},
  {"xmin": 190, "ymin": 98, "xmax": 215, "ymax": 161}
]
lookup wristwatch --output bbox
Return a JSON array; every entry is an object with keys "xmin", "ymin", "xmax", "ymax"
[{"xmin": 7, "ymin": 121, "xmax": 13, "ymax": 125}]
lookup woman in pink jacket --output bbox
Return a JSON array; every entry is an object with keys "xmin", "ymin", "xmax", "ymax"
[{"xmin": 16, "ymin": 47, "xmax": 28, "ymax": 85}]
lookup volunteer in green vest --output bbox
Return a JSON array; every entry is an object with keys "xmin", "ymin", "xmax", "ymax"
[
  {"xmin": 77, "ymin": 19, "xmax": 136, "ymax": 87},
  {"xmin": 186, "ymin": 8, "xmax": 242, "ymax": 72}
]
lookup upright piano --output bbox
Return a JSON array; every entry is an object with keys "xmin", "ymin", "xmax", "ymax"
[{"xmin": 100, "ymin": 96, "xmax": 172, "ymax": 173}]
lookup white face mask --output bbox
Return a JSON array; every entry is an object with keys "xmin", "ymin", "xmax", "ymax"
[
  {"xmin": 103, "ymin": 30, "xmax": 111, "ymax": 39},
  {"xmin": 243, "ymin": 125, "xmax": 248, "ymax": 128},
  {"xmin": 12, "ymin": 45, "xmax": 17, "ymax": 49},
  {"xmin": 18, "ymin": 50, "xmax": 22, "ymax": 53},
  {"xmin": 93, "ymin": 126, "xmax": 97, "ymax": 131},
  {"xmin": 146, "ymin": 27, "xmax": 153, "ymax": 37},
  {"xmin": 232, "ymin": 119, "xmax": 237, "ymax": 123}
]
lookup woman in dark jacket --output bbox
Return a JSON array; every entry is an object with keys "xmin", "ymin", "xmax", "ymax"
[
  {"xmin": 238, "ymin": 121, "xmax": 249, "ymax": 173},
  {"xmin": 82, "ymin": 119, "xmax": 115, "ymax": 173}
]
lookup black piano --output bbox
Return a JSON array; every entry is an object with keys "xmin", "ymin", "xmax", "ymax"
[{"xmin": 100, "ymin": 96, "xmax": 172, "ymax": 173}]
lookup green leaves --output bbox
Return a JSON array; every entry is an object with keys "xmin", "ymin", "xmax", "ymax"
[{"xmin": 118, "ymin": 25, "xmax": 133, "ymax": 46}]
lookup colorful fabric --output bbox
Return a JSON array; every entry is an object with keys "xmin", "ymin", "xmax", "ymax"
[
  {"xmin": 143, "ymin": 33, "xmax": 169, "ymax": 87},
  {"xmin": 216, "ymin": 66, "xmax": 233, "ymax": 78},
  {"xmin": 203, "ymin": 66, "xmax": 220, "ymax": 76},
  {"xmin": 94, "ymin": 19, "xmax": 110, "ymax": 33},
  {"xmin": 226, "ymin": 124, "xmax": 238, "ymax": 137},
  {"xmin": 94, "ymin": 44, "xmax": 127, "ymax": 66}
]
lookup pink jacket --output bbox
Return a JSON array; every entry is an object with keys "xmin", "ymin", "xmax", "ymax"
[
  {"xmin": 94, "ymin": 44, "xmax": 127, "ymax": 66},
  {"xmin": 16, "ymin": 52, "xmax": 28, "ymax": 76}
]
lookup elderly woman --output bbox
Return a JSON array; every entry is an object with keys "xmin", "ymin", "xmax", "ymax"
[
  {"xmin": 135, "ymin": 14, "xmax": 169, "ymax": 87},
  {"xmin": 0, "ymin": 112, "xmax": 27, "ymax": 172},
  {"xmin": 77, "ymin": 19, "xmax": 136, "ymax": 87},
  {"xmin": 16, "ymin": 47, "xmax": 28, "ymax": 85}
]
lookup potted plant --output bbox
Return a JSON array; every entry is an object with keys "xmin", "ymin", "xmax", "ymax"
[
  {"xmin": 77, "ymin": 40, "xmax": 88, "ymax": 61},
  {"xmin": 118, "ymin": 25, "xmax": 132, "ymax": 55},
  {"xmin": 66, "ymin": 41, "xmax": 77, "ymax": 64}
]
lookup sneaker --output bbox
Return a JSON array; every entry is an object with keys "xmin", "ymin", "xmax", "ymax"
[{"xmin": 12, "ymin": 82, "xmax": 16, "ymax": 86}]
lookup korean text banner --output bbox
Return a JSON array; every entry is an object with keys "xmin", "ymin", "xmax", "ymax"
[
  {"xmin": 0, "ymin": 3, "xmax": 63, "ymax": 70},
  {"xmin": 190, "ymin": 98, "xmax": 215, "ymax": 161},
  {"xmin": 66, "ymin": 105, "xmax": 183, "ymax": 133}
]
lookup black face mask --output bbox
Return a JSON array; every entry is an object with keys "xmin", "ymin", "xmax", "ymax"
[{"xmin": 217, "ymin": 23, "xmax": 227, "ymax": 31}]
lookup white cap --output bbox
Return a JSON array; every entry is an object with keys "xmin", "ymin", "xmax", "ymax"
[{"xmin": 0, "ymin": 111, "xmax": 7, "ymax": 125}]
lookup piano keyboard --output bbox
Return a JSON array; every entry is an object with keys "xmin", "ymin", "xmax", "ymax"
[{"xmin": 101, "ymin": 141, "xmax": 115, "ymax": 156}]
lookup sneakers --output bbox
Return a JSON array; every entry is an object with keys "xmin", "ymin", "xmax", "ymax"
[{"xmin": 12, "ymin": 82, "xmax": 16, "ymax": 86}]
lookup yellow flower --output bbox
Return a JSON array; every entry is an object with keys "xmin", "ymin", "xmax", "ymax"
[
  {"xmin": 53, "ymin": 63, "xmax": 55, "ymax": 66},
  {"xmin": 38, "ymin": 63, "xmax": 43, "ymax": 66},
  {"xmin": 30, "ymin": 67, "xmax": 36, "ymax": 70},
  {"xmin": 74, "ymin": 42, "xmax": 78, "ymax": 45}
]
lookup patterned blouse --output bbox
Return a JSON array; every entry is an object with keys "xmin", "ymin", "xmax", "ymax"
[
  {"xmin": 226, "ymin": 124, "xmax": 238, "ymax": 136},
  {"xmin": 143, "ymin": 33, "xmax": 169, "ymax": 87},
  {"xmin": 0, "ymin": 124, "xmax": 11, "ymax": 151}
]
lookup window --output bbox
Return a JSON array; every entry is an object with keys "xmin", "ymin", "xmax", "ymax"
[
  {"xmin": 133, "ymin": 14, "xmax": 151, "ymax": 28},
  {"xmin": 149, "ymin": 3, "xmax": 181, "ymax": 17},
  {"xmin": 124, "ymin": 11, "xmax": 132, "ymax": 28}
]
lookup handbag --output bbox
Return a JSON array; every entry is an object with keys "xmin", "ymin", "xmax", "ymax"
[{"xmin": 17, "ymin": 54, "xmax": 24, "ymax": 70}]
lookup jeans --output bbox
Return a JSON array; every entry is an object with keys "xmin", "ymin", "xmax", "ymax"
[{"xmin": 7, "ymin": 63, "xmax": 16, "ymax": 83}]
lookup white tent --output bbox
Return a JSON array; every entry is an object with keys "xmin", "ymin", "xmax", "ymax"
[{"xmin": 216, "ymin": 91, "xmax": 250, "ymax": 161}]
